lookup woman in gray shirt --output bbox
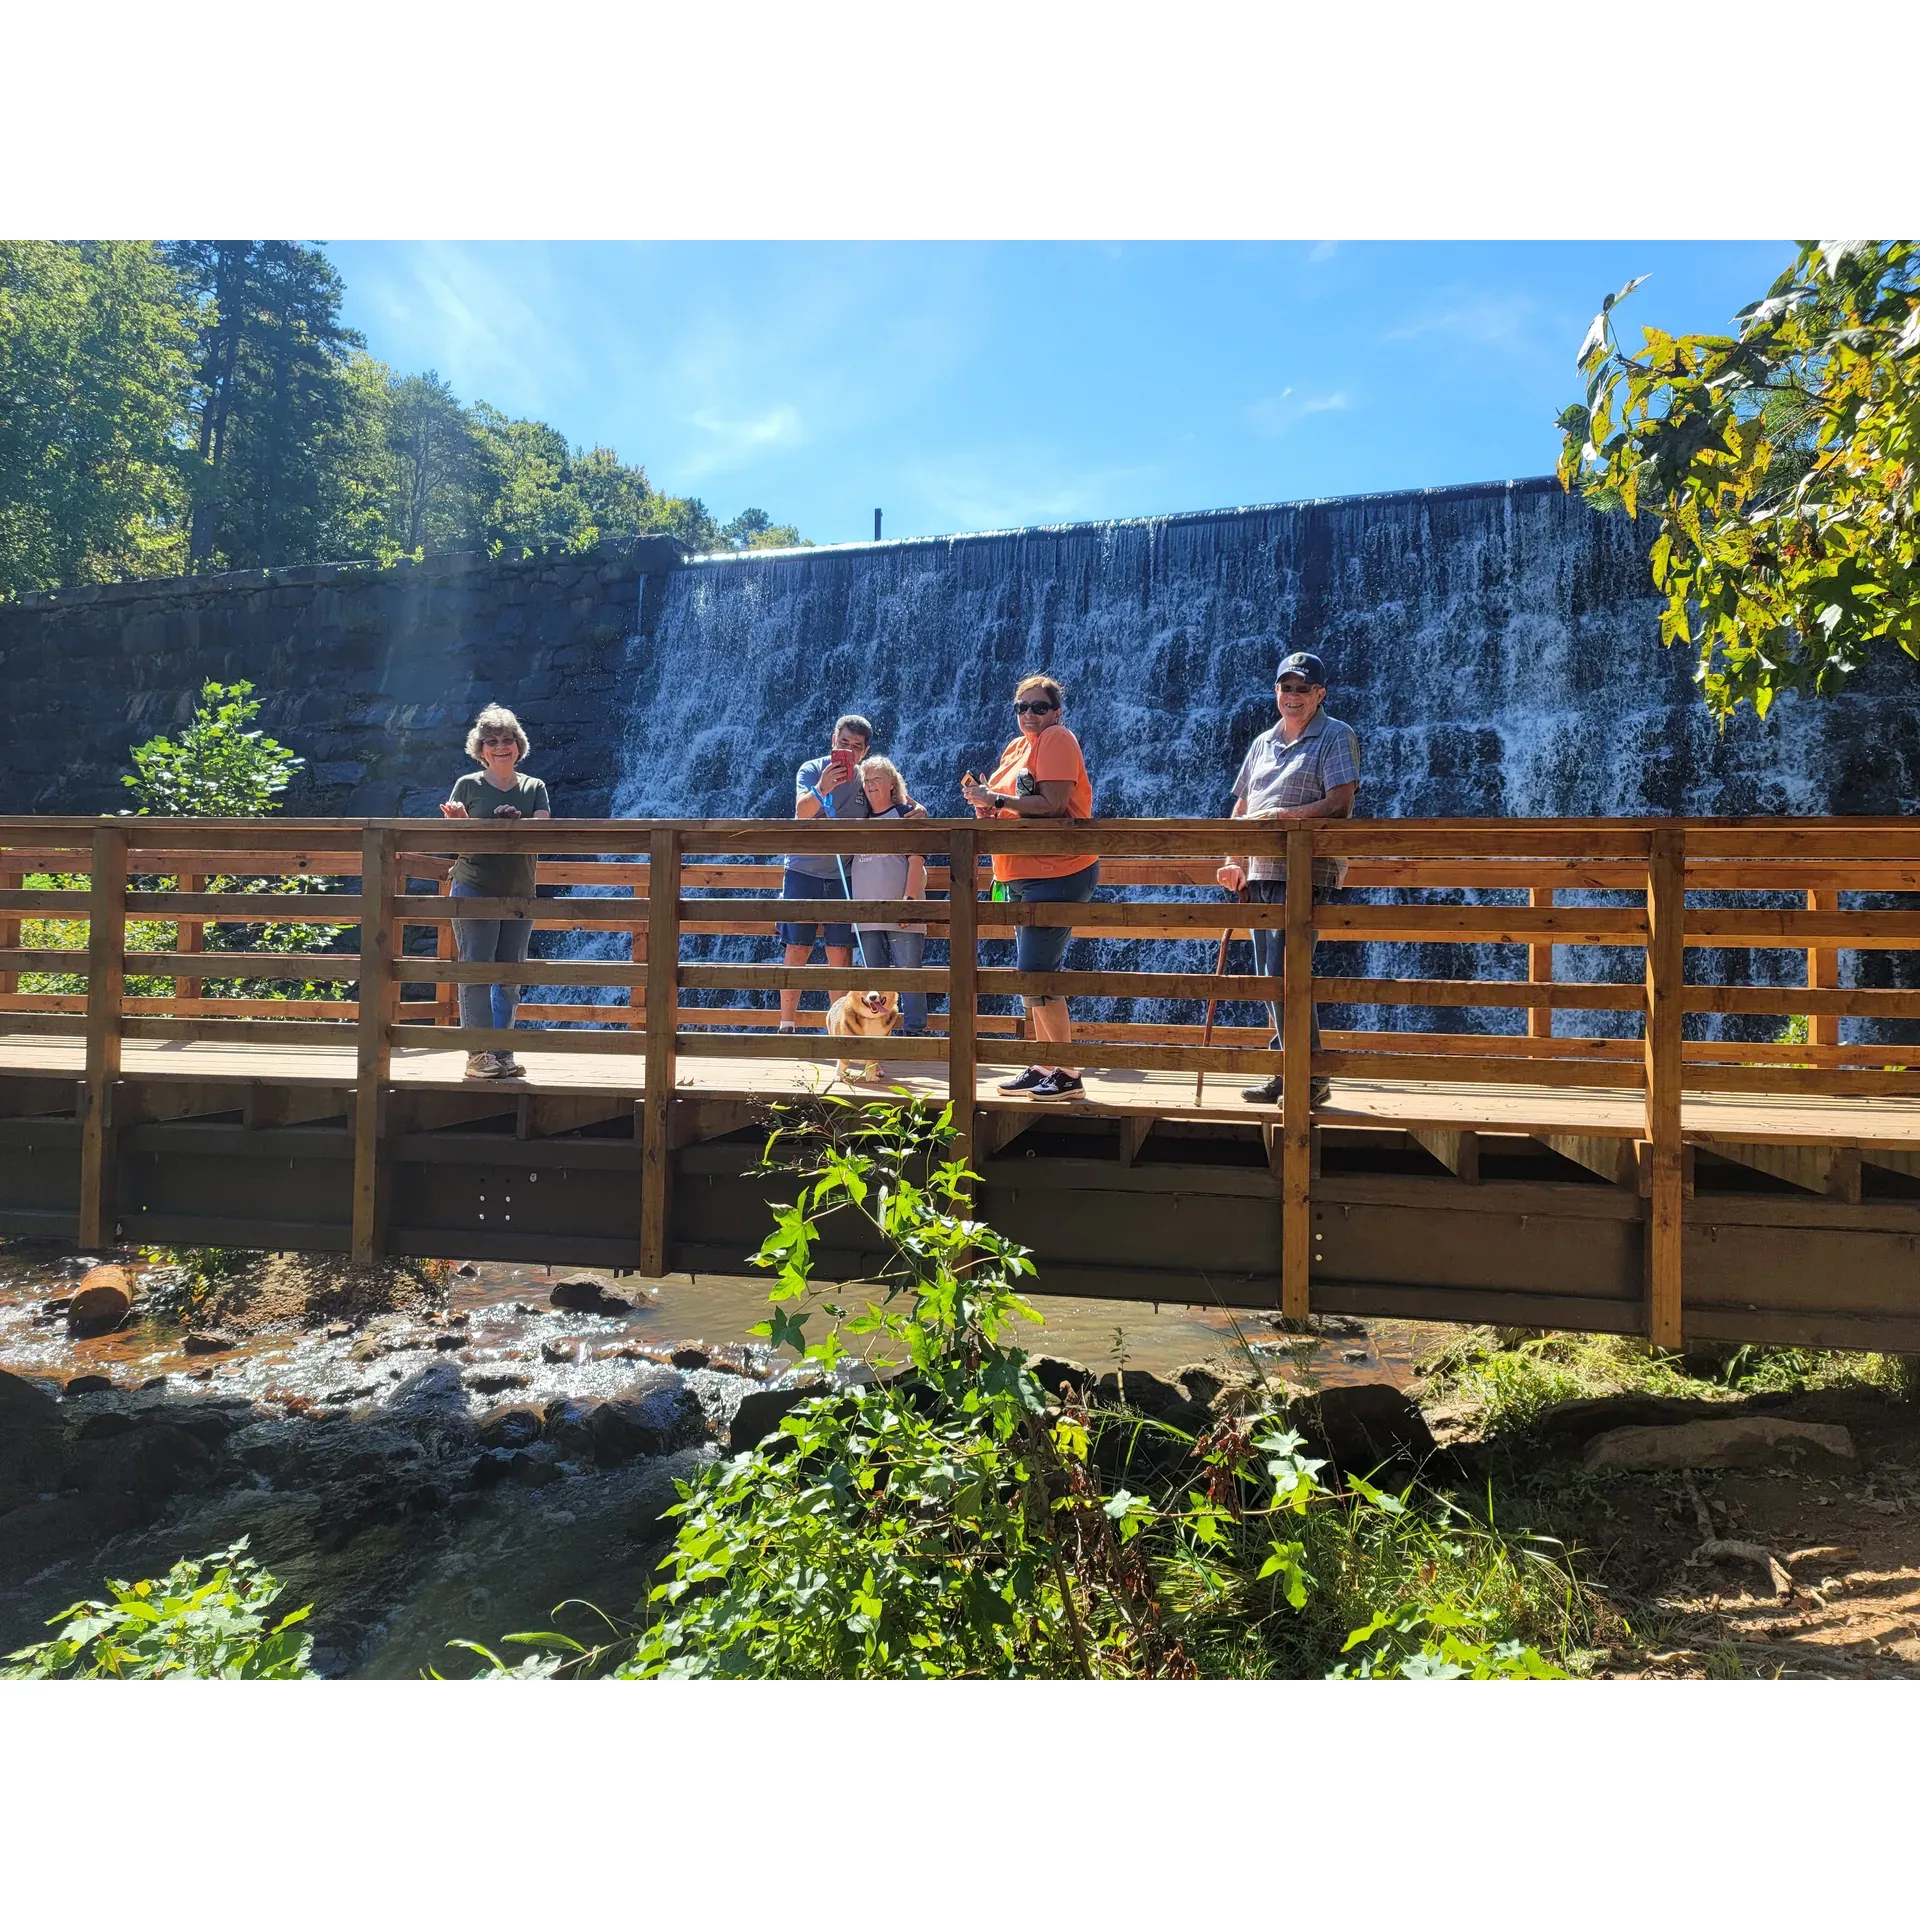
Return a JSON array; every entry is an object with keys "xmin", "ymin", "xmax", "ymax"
[{"xmin": 847, "ymin": 756, "xmax": 929, "ymax": 1036}]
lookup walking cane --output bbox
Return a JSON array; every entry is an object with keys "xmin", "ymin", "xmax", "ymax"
[{"xmin": 1194, "ymin": 886, "xmax": 1246, "ymax": 1103}]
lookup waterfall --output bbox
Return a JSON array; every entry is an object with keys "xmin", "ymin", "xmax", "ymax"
[{"xmin": 544, "ymin": 477, "xmax": 1920, "ymax": 1041}]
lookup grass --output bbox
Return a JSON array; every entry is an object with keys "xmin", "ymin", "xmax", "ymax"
[{"xmin": 1419, "ymin": 1327, "xmax": 1919, "ymax": 1440}]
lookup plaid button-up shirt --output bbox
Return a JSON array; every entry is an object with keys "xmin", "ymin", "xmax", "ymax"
[{"xmin": 1229, "ymin": 711, "xmax": 1362, "ymax": 886}]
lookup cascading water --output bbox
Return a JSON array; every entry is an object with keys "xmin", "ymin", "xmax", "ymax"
[{"xmin": 546, "ymin": 477, "xmax": 1920, "ymax": 1041}]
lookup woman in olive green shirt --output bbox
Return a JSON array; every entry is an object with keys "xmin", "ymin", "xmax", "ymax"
[{"xmin": 440, "ymin": 704, "xmax": 550, "ymax": 1079}]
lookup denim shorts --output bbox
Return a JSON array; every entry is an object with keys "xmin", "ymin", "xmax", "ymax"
[
  {"xmin": 777, "ymin": 867, "xmax": 854, "ymax": 950},
  {"xmin": 1006, "ymin": 860, "xmax": 1100, "ymax": 987}
]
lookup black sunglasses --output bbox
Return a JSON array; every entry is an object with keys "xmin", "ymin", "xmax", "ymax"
[
  {"xmin": 1013, "ymin": 699, "xmax": 1059, "ymax": 715},
  {"xmin": 1276, "ymin": 680, "xmax": 1317, "ymax": 694}
]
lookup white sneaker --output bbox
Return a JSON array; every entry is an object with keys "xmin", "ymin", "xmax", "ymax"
[
  {"xmin": 464, "ymin": 1051, "xmax": 504, "ymax": 1079},
  {"xmin": 494, "ymin": 1052, "xmax": 527, "ymax": 1079}
]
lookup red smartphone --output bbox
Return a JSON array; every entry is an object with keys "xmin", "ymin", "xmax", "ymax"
[{"xmin": 830, "ymin": 748, "xmax": 856, "ymax": 780}]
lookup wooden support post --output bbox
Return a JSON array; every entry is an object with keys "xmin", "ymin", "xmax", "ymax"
[
  {"xmin": 176, "ymin": 873, "xmax": 205, "ymax": 1002},
  {"xmin": 946, "ymin": 828, "xmax": 980, "ymax": 1178},
  {"xmin": 352, "ymin": 826, "xmax": 396, "ymax": 1265},
  {"xmin": 435, "ymin": 873, "xmax": 457, "ymax": 1024},
  {"xmin": 1528, "ymin": 886, "xmax": 1554, "ymax": 1038},
  {"xmin": 1808, "ymin": 887, "xmax": 1839, "ymax": 1048},
  {"xmin": 1280, "ymin": 826, "xmax": 1316, "ymax": 1320},
  {"xmin": 1117, "ymin": 1115, "xmax": 1154, "ymax": 1168},
  {"xmin": 1644, "ymin": 827, "xmax": 1685, "ymax": 1349},
  {"xmin": 1411, "ymin": 1127, "xmax": 1480, "ymax": 1184},
  {"xmin": 78, "ymin": 824, "xmax": 127, "ymax": 1249},
  {"xmin": 1535, "ymin": 1131, "xmax": 1637, "ymax": 1186},
  {"xmin": 639, "ymin": 825, "xmax": 681, "ymax": 1278}
]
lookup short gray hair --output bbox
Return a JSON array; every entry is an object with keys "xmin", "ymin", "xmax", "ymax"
[{"xmin": 466, "ymin": 704, "xmax": 529, "ymax": 763}]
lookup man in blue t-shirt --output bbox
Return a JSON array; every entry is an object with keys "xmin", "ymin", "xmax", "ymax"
[{"xmin": 778, "ymin": 714, "xmax": 875, "ymax": 1032}]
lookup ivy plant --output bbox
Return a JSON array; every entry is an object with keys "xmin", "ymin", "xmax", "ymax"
[{"xmin": 1558, "ymin": 241, "xmax": 1919, "ymax": 719}]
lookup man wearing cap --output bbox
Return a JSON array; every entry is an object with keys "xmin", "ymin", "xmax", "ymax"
[{"xmin": 1216, "ymin": 650, "xmax": 1362, "ymax": 1107}]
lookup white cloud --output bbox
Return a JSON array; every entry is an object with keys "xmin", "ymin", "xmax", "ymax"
[
  {"xmin": 1247, "ymin": 388, "xmax": 1350, "ymax": 436},
  {"xmin": 680, "ymin": 403, "xmax": 804, "ymax": 476},
  {"xmin": 1384, "ymin": 290, "xmax": 1542, "ymax": 350}
]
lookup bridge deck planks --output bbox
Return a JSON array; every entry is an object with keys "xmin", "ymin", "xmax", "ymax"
[{"xmin": 4, "ymin": 1031, "xmax": 1918, "ymax": 1150}]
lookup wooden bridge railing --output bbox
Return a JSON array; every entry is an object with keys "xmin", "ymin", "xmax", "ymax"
[{"xmin": 6, "ymin": 812, "xmax": 1920, "ymax": 1345}]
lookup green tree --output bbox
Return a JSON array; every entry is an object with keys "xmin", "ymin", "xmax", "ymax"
[
  {"xmin": 166, "ymin": 242, "xmax": 371, "ymax": 572},
  {"xmin": 470, "ymin": 404, "xmax": 591, "ymax": 555},
  {"xmin": 0, "ymin": 240, "xmax": 196, "ymax": 596},
  {"xmin": 721, "ymin": 506, "xmax": 810, "ymax": 550},
  {"xmin": 571, "ymin": 442, "xmax": 655, "ymax": 540},
  {"xmin": 384, "ymin": 369, "xmax": 481, "ymax": 554},
  {"xmin": 1558, "ymin": 242, "xmax": 1920, "ymax": 719}
]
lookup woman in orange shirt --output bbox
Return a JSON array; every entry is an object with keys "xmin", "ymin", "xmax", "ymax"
[{"xmin": 960, "ymin": 672, "xmax": 1098, "ymax": 1100}]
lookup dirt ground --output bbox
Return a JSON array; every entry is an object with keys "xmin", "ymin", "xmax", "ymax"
[{"xmin": 1426, "ymin": 1384, "xmax": 1920, "ymax": 1678}]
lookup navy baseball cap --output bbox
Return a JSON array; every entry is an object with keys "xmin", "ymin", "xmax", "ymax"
[{"xmin": 1275, "ymin": 651, "xmax": 1326, "ymax": 686}]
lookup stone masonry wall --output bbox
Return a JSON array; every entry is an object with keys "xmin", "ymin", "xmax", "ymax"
[{"xmin": 0, "ymin": 538, "xmax": 686, "ymax": 819}]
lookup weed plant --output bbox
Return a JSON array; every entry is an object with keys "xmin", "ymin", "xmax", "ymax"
[
  {"xmin": 480, "ymin": 1101, "xmax": 1590, "ymax": 1680},
  {"xmin": 1, "ymin": 1540, "xmax": 314, "ymax": 1680}
]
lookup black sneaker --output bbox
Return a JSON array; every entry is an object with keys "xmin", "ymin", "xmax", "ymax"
[
  {"xmin": 1240, "ymin": 1074, "xmax": 1284, "ymax": 1105},
  {"xmin": 1030, "ymin": 1070, "xmax": 1086, "ymax": 1101},
  {"xmin": 1000, "ymin": 1066, "xmax": 1049, "ymax": 1094},
  {"xmin": 1309, "ymin": 1078, "xmax": 1332, "ymax": 1108}
]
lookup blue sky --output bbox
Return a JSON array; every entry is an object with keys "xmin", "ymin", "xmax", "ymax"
[{"xmin": 327, "ymin": 241, "xmax": 1795, "ymax": 545}]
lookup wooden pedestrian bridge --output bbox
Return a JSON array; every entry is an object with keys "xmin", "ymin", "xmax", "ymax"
[{"xmin": 5, "ymin": 812, "xmax": 1920, "ymax": 1355}]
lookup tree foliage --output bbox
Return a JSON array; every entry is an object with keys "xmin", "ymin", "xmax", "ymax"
[
  {"xmin": 1, "ymin": 240, "xmax": 806, "ymax": 593},
  {"xmin": 0, "ymin": 240, "xmax": 197, "ymax": 595},
  {"xmin": 1559, "ymin": 242, "xmax": 1920, "ymax": 719}
]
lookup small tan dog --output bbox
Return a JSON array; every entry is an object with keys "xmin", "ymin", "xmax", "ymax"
[{"xmin": 827, "ymin": 988, "xmax": 902, "ymax": 1082}]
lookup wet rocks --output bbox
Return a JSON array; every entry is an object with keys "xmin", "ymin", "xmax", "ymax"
[
  {"xmin": 1092, "ymin": 1370, "xmax": 1210, "ymax": 1436},
  {"xmin": 670, "ymin": 1346, "xmax": 710, "ymax": 1371},
  {"xmin": 543, "ymin": 1397, "xmax": 596, "ymax": 1459},
  {"xmin": 0, "ymin": 1370, "xmax": 64, "ymax": 1516},
  {"xmin": 183, "ymin": 1328, "xmax": 240, "ymax": 1355},
  {"xmin": 477, "ymin": 1405, "xmax": 543, "ymax": 1451},
  {"xmin": 727, "ymin": 1379, "xmax": 827, "ymax": 1454},
  {"xmin": 1284, "ymin": 1385, "xmax": 1442, "ymax": 1481},
  {"xmin": 467, "ymin": 1371, "xmax": 532, "ymax": 1395},
  {"xmin": 1583, "ymin": 1417, "xmax": 1858, "ymax": 1474},
  {"xmin": 1176, "ymin": 1367, "xmax": 1226, "ymax": 1410},
  {"xmin": 67, "ymin": 1265, "xmax": 135, "ymax": 1337},
  {"xmin": 549, "ymin": 1277, "xmax": 637, "ymax": 1317},
  {"xmin": 1032, "ymin": 1354, "xmax": 1095, "ymax": 1400},
  {"xmin": 540, "ymin": 1339, "xmax": 581, "ymax": 1365},
  {"xmin": 432, "ymin": 1332, "xmax": 470, "ymax": 1352},
  {"xmin": 585, "ymin": 1378, "xmax": 706, "ymax": 1463},
  {"xmin": 63, "ymin": 1374, "xmax": 113, "ymax": 1396}
]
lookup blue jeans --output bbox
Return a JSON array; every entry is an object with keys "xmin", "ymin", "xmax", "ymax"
[
  {"xmin": 1245, "ymin": 880, "xmax": 1332, "ymax": 1056},
  {"xmin": 452, "ymin": 882, "xmax": 533, "ymax": 1036},
  {"xmin": 1005, "ymin": 861, "xmax": 1100, "ymax": 1010},
  {"xmin": 856, "ymin": 927, "xmax": 928, "ymax": 1033}
]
